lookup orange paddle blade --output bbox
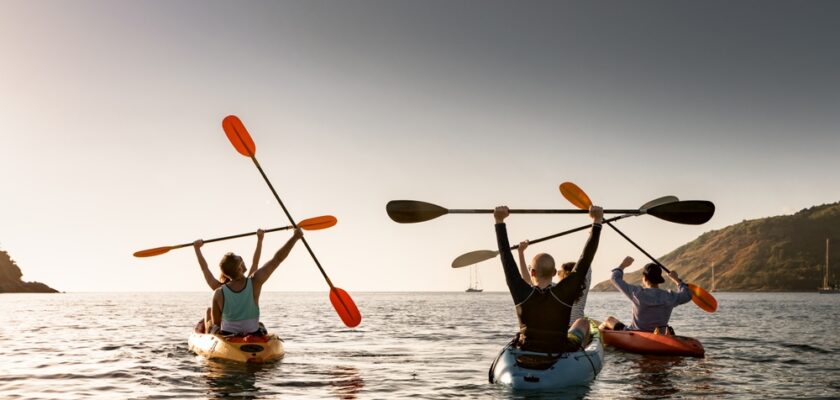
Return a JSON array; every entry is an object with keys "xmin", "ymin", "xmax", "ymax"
[
  {"xmin": 688, "ymin": 283, "xmax": 718, "ymax": 313},
  {"xmin": 329, "ymin": 287, "xmax": 362, "ymax": 328},
  {"xmin": 560, "ymin": 182, "xmax": 593, "ymax": 210},
  {"xmin": 222, "ymin": 115, "xmax": 256, "ymax": 157},
  {"xmin": 299, "ymin": 215, "xmax": 338, "ymax": 231},
  {"xmin": 133, "ymin": 246, "xmax": 172, "ymax": 257}
]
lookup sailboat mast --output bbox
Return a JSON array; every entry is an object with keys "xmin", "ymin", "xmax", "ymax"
[{"xmin": 826, "ymin": 238, "xmax": 830, "ymax": 289}]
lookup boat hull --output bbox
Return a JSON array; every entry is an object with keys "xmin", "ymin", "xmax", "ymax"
[
  {"xmin": 601, "ymin": 329, "xmax": 704, "ymax": 357},
  {"xmin": 188, "ymin": 333, "xmax": 285, "ymax": 364},
  {"xmin": 490, "ymin": 322, "xmax": 604, "ymax": 390}
]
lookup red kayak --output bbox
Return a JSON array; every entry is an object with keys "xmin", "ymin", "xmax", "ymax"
[{"xmin": 601, "ymin": 329, "xmax": 705, "ymax": 357}]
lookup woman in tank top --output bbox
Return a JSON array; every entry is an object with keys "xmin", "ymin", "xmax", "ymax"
[{"xmin": 196, "ymin": 228, "xmax": 303, "ymax": 335}]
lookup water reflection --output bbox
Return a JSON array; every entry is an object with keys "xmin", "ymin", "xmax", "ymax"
[
  {"xmin": 628, "ymin": 355, "xmax": 683, "ymax": 399},
  {"xmin": 3, "ymin": 293, "xmax": 838, "ymax": 398},
  {"xmin": 202, "ymin": 360, "xmax": 271, "ymax": 399},
  {"xmin": 509, "ymin": 384, "xmax": 591, "ymax": 400},
  {"xmin": 329, "ymin": 365, "xmax": 364, "ymax": 399}
]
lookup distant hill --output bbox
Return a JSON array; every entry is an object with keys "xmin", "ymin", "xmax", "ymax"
[
  {"xmin": 592, "ymin": 202, "xmax": 840, "ymax": 292},
  {"xmin": 0, "ymin": 250, "xmax": 58, "ymax": 293}
]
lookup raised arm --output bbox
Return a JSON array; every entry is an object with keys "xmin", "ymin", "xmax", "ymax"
[
  {"xmin": 252, "ymin": 228, "xmax": 303, "ymax": 288},
  {"xmin": 610, "ymin": 257, "xmax": 641, "ymax": 300},
  {"xmin": 562, "ymin": 206, "xmax": 603, "ymax": 291},
  {"xmin": 248, "ymin": 229, "xmax": 265, "ymax": 278},
  {"xmin": 495, "ymin": 206, "xmax": 533, "ymax": 304},
  {"xmin": 517, "ymin": 240, "xmax": 532, "ymax": 284},
  {"xmin": 194, "ymin": 239, "xmax": 222, "ymax": 290},
  {"xmin": 667, "ymin": 270, "xmax": 693, "ymax": 305}
]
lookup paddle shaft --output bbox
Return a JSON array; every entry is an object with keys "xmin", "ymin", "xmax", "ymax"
[
  {"xmin": 448, "ymin": 208, "xmax": 640, "ymax": 215},
  {"xmin": 513, "ymin": 213, "xmax": 632, "ymax": 249},
  {"xmin": 604, "ymin": 220, "xmax": 672, "ymax": 273},
  {"xmin": 559, "ymin": 183, "xmax": 716, "ymax": 311},
  {"xmin": 222, "ymin": 115, "xmax": 360, "ymax": 326},
  {"xmin": 175, "ymin": 226, "xmax": 294, "ymax": 249},
  {"xmin": 249, "ymin": 157, "xmax": 335, "ymax": 288},
  {"xmin": 608, "ymin": 219, "xmax": 718, "ymax": 312},
  {"xmin": 509, "ymin": 196, "xmax": 679, "ymax": 251},
  {"xmin": 558, "ymin": 182, "xmax": 670, "ymax": 271},
  {"xmin": 451, "ymin": 196, "xmax": 679, "ymax": 267}
]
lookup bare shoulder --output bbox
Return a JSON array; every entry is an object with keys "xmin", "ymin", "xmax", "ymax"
[
  {"xmin": 250, "ymin": 275, "xmax": 264, "ymax": 291},
  {"xmin": 251, "ymin": 268, "xmax": 266, "ymax": 285}
]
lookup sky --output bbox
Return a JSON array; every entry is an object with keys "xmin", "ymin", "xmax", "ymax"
[{"xmin": 1, "ymin": 1, "xmax": 838, "ymax": 293}]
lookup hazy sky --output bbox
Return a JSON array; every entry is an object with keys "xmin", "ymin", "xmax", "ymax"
[{"xmin": 2, "ymin": 1, "xmax": 838, "ymax": 293}]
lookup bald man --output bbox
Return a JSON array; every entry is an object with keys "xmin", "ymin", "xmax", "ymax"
[{"xmin": 494, "ymin": 205, "xmax": 603, "ymax": 353}]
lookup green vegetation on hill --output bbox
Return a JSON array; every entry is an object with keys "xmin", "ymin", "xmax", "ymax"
[
  {"xmin": 592, "ymin": 202, "xmax": 840, "ymax": 292},
  {"xmin": 0, "ymin": 250, "xmax": 58, "ymax": 293}
]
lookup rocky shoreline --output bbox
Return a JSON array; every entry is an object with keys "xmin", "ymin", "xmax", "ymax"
[
  {"xmin": 0, "ymin": 250, "xmax": 58, "ymax": 293},
  {"xmin": 591, "ymin": 202, "xmax": 840, "ymax": 292}
]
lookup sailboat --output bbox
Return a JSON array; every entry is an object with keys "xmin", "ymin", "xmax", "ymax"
[
  {"xmin": 711, "ymin": 262, "xmax": 716, "ymax": 293},
  {"xmin": 818, "ymin": 238, "xmax": 839, "ymax": 294},
  {"xmin": 466, "ymin": 264, "xmax": 483, "ymax": 293}
]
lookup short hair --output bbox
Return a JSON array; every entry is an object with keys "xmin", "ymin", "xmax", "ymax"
[
  {"xmin": 642, "ymin": 263, "xmax": 665, "ymax": 284},
  {"xmin": 532, "ymin": 253, "xmax": 556, "ymax": 279}
]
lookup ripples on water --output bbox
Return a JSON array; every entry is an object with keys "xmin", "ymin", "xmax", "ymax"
[{"xmin": 1, "ymin": 292, "xmax": 838, "ymax": 399}]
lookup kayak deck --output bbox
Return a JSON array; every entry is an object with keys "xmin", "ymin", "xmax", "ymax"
[{"xmin": 188, "ymin": 332, "xmax": 285, "ymax": 364}]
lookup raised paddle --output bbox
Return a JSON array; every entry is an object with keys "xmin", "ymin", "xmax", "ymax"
[
  {"xmin": 133, "ymin": 215, "xmax": 337, "ymax": 258},
  {"xmin": 559, "ymin": 182, "xmax": 718, "ymax": 313},
  {"xmin": 387, "ymin": 199, "xmax": 713, "ymax": 225},
  {"xmin": 560, "ymin": 183, "xmax": 715, "ymax": 225},
  {"xmin": 222, "ymin": 115, "xmax": 361, "ymax": 328},
  {"xmin": 388, "ymin": 201, "xmax": 643, "ymax": 224},
  {"xmin": 450, "ymin": 196, "xmax": 679, "ymax": 268},
  {"xmin": 601, "ymin": 222, "xmax": 718, "ymax": 313}
]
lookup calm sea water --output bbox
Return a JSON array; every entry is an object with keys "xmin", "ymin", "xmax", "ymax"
[{"xmin": 1, "ymin": 292, "xmax": 838, "ymax": 399}]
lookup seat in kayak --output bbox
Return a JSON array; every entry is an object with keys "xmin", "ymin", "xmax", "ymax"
[{"xmin": 490, "ymin": 320, "xmax": 604, "ymax": 390}]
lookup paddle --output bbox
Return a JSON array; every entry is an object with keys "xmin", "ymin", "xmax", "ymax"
[
  {"xmin": 133, "ymin": 215, "xmax": 337, "ymax": 258},
  {"xmin": 386, "ymin": 199, "xmax": 713, "ymax": 225},
  {"xmin": 559, "ymin": 182, "xmax": 718, "ymax": 313},
  {"xmin": 450, "ymin": 196, "xmax": 679, "ymax": 268},
  {"xmin": 222, "ymin": 115, "xmax": 361, "ymax": 328}
]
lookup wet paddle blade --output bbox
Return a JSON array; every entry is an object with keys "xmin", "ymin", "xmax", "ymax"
[
  {"xmin": 647, "ymin": 201, "xmax": 715, "ymax": 225},
  {"xmin": 299, "ymin": 215, "xmax": 338, "ymax": 231},
  {"xmin": 329, "ymin": 287, "xmax": 362, "ymax": 328},
  {"xmin": 688, "ymin": 283, "xmax": 718, "ymax": 313},
  {"xmin": 386, "ymin": 200, "xmax": 448, "ymax": 223},
  {"xmin": 133, "ymin": 246, "xmax": 173, "ymax": 257},
  {"xmin": 451, "ymin": 250, "xmax": 499, "ymax": 268},
  {"xmin": 222, "ymin": 115, "xmax": 257, "ymax": 157},
  {"xmin": 640, "ymin": 196, "xmax": 679, "ymax": 211},
  {"xmin": 559, "ymin": 182, "xmax": 593, "ymax": 210}
]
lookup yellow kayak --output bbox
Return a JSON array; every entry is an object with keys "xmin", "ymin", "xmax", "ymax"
[{"xmin": 188, "ymin": 332, "xmax": 285, "ymax": 364}]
